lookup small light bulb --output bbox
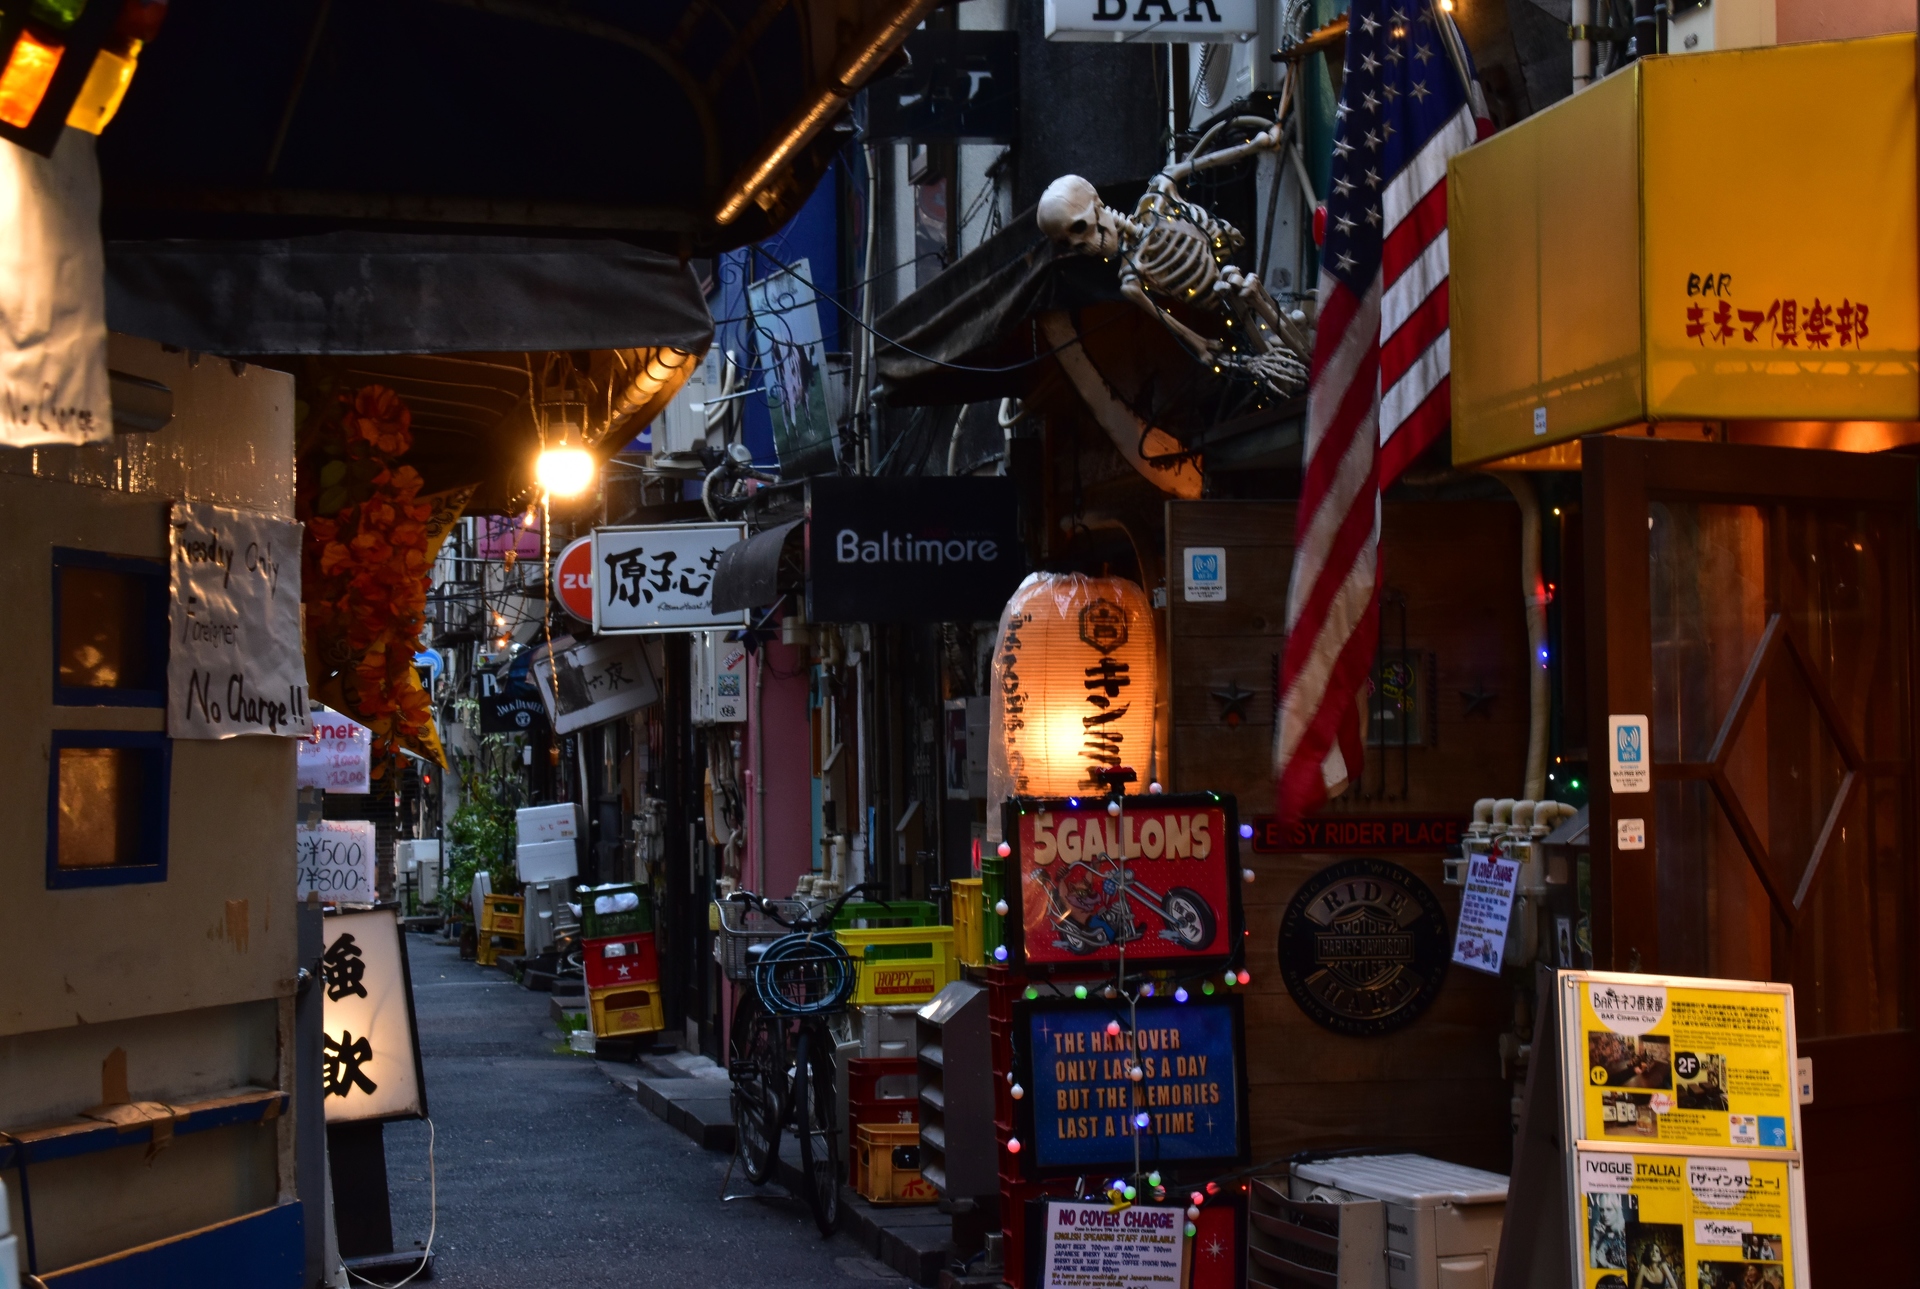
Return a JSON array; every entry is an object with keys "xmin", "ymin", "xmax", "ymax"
[
  {"xmin": 1024, "ymin": 985, "xmax": 1039, "ymax": 1000},
  {"xmin": 993, "ymin": 944, "xmax": 1008, "ymax": 962},
  {"xmin": 1133, "ymin": 1112, "xmax": 1150, "ymax": 1129},
  {"xmin": 994, "ymin": 900, "xmax": 1009, "ymax": 916},
  {"xmin": 1107, "ymin": 799, "xmax": 1121, "ymax": 817},
  {"xmin": 996, "ymin": 841, "xmax": 1011, "ymax": 858},
  {"xmin": 1237, "ymin": 970, "xmax": 1250, "ymax": 985},
  {"xmin": 1189, "ymin": 1193, "xmax": 1203, "ymax": 1208},
  {"xmin": 1148, "ymin": 1172, "xmax": 1162, "ymax": 1187},
  {"xmin": 1174, "ymin": 988, "xmax": 1189, "ymax": 1003},
  {"xmin": 1011, "ymin": 1083, "xmax": 1024, "ymax": 1100},
  {"xmin": 1074, "ymin": 985, "xmax": 1088, "ymax": 1000},
  {"xmin": 1238, "ymin": 823, "xmax": 1253, "ymax": 839},
  {"xmin": 1148, "ymin": 781, "xmax": 1163, "ymax": 794},
  {"xmin": 1103, "ymin": 984, "xmax": 1118, "ymax": 999},
  {"xmin": 1106, "ymin": 1020, "xmax": 1122, "ymax": 1037},
  {"xmin": 1129, "ymin": 1065, "xmax": 1144, "ymax": 1082},
  {"xmin": 535, "ymin": 444, "xmax": 596, "ymax": 498},
  {"xmin": 1224, "ymin": 970, "xmax": 1237, "ymax": 986},
  {"xmin": 1243, "ymin": 868, "xmax": 1256, "ymax": 883},
  {"xmin": 1123, "ymin": 1185, "xmax": 1137, "ymax": 1200},
  {"xmin": 1142, "ymin": 982, "xmax": 1155, "ymax": 997},
  {"xmin": 1206, "ymin": 1182, "xmax": 1219, "ymax": 1195},
  {"xmin": 1007, "ymin": 1137, "xmax": 1022, "ymax": 1154},
  {"xmin": 1203, "ymin": 982, "xmax": 1215, "ymax": 995},
  {"xmin": 1185, "ymin": 1222, "xmax": 1197, "ymax": 1238}
]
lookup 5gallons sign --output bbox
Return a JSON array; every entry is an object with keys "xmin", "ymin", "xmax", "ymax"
[{"xmin": 1003, "ymin": 793, "xmax": 1242, "ymax": 969}]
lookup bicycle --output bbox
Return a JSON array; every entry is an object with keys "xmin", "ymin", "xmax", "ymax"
[{"xmin": 720, "ymin": 883, "xmax": 883, "ymax": 1236}]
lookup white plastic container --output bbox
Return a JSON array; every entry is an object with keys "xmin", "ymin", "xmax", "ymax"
[
  {"xmin": 516, "ymin": 803, "xmax": 580, "ymax": 846},
  {"xmin": 1289, "ymin": 1154, "xmax": 1509, "ymax": 1289},
  {"xmin": 516, "ymin": 839, "xmax": 578, "ymax": 884}
]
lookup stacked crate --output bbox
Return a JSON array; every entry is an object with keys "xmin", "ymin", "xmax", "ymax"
[
  {"xmin": 475, "ymin": 893, "xmax": 523, "ymax": 966},
  {"xmin": 582, "ymin": 883, "xmax": 662, "ymax": 1039}
]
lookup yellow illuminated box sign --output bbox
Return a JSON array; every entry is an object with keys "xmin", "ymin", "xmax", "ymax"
[{"xmin": 1450, "ymin": 35, "xmax": 1919, "ymax": 466}]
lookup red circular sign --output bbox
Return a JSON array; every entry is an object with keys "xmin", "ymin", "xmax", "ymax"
[{"xmin": 555, "ymin": 536, "xmax": 594, "ymax": 622}]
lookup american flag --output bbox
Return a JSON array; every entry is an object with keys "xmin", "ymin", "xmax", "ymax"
[{"xmin": 1273, "ymin": 0, "xmax": 1490, "ymax": 822}]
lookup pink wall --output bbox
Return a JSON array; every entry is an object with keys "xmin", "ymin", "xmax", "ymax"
[
  {"xmin": 1776, "ymin": 0, "xmax": 1913, "ymax": 43},
  {"xmin": 746, "ymin": 640, "xmax": 814, "ymax": 900}
]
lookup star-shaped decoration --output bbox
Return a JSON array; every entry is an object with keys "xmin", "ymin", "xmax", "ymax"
[
  {"xmin": 1391, "ymin": 4, "xmax": 1409, "ymax": 20},
  {"xmin": 1364, "ymin": 166, "xmax": 1381, "ymax": 188},
  {"xmin": 1460, "ymin": 686, "xmax": 1497, "ymax": 717},
  {"xmin": 1365, "ymin": 207, "xmax": 1382, "ymax": 227},
  {"xmin": 1204, "ymin": 1235, "xmax": 1229, "ymax": 1262},
  {"xmin": 1382, "ymin": 120, "xmax": 1396, "ymax": 141},
  {"xmin": 1360, "ymin": 12, "xmax": 1380, "ymax": 32},
  {"xmin": 1334, "ymin": 213, "xmax": 1355, "ymax": 235},
  {"xmin": 1410, "ymin": 79, "xmax": 1432, "ymax": 101},
  {"xmin": 1336, "ymin": 250, "xmax": 1356, "ymax": 272},
  {"xmin": 1336, "ymin": 100, "xmax": 1349, "ymax": 119},
  {"xmin": 1383, "ymin": 82, "xmax": 1401, "ymax": 101},
  {"xmin": 1364, "ymin": 129, "xmax": 1381, "ymax": 151},
  {"xmin": 1386, "ymin": 42, "xmax": 1405, "ymax": 63},
  {"xmin": 1361, "ymin": 54, "xmax": 1380, "ymax": 75},
  {"xmin": 1333, "ymin": 176, "xmax": 1353, "ymax": 196},
  {"xmin": 1333, "ymin": 138, "xmax": 1352, "ymax": 157},
  {"xmin": 1212, "ymin": 679, "xmax": 1256, "ymax": 728},
  {"xmin": 1362, "ymin": 90, "xmax": 1380, "ymax": 112},
  {"xmin": 1415, "ymin": 41, "xmax": 1435, "ymax": 62}
]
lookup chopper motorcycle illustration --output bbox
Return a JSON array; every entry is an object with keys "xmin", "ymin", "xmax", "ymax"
[{"xmin": 1034, "ymin": 852, "xmax": 1217, "ymax": 955}]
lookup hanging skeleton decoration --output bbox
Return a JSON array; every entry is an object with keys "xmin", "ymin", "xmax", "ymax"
[{"xmin": 1037, "ymin": 116, "xmax": 1311, "ymax": 397}]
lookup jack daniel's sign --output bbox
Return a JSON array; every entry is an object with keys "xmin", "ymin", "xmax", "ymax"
[{"xmin": 1277, "ymin": 857, "xmax": 1450, "ymax": 1036}]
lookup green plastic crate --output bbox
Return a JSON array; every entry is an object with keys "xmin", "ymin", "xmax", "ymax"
[
  {"xmin": 832, "ymin": 900, "xmax": 938, "ymax": 931},
  {"xmin": 581, "ymin": 883, "xmax": 653, "ymax": 938}
]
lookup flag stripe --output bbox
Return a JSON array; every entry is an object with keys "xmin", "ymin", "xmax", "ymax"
[
  {"xmin": 1378, "ymin": 375, "xmax": 1452, "ymax": 486},
  {"xmin": 1381, "ymin": 330, "xmax": 1450, "ymax": 439},
  {"xmin": 1380, "ymin": 281, "xmax": 1449, "ymax": 396},
  {"xmin": 1380, "ymin": 230, "xmax": 1449, "ymax": 344},
  {"xmin": 1382, "ymin": 180, "xmax": 1449, "ymax": 287}
]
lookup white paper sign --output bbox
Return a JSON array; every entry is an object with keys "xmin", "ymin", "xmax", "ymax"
[
  {"xmin": 1451, "ymin": 850, "xmax": 1521, "ymax": 975},
  {"xmin": 1183, "ymin": 546, "xmax": 1226, "ymax": 602},
  {"xmin": 1041, "ymin": 1201, "xmax": 1187, "ymax": 1288},
  {"xmin": 532, "ymin": 634, "xmax": 661, "ymax": 735},
  {"xmin": 299, "ymin": 707, "xmax": 372, "ymax": 793},
  {"xmin": 169, "ymin": 501, "xmax": 312, "ymax": 739},
  {"xmin": 297, "ymin": 820, "xmax": 377, "ymax": 903},
  {"xmin": 592, "ymin": 523, "xmax": 747, "ymax": 633},
  {"xmin": 320, "ymin": 909, "xmax": 426, "ymax": 1122},
  {"xmin": 0, "ymin": 130, "xmax": 110, "ymax": 447},
  {"xmin": 1608, "ymin": 714, "xmax": 1650, "ymax": 793}
]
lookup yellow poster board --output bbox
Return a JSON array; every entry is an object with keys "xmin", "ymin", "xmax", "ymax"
[
  {"xmin": 1574, "ymin": 979, "xmax": 1795, "ymax": 1152},
  {"xmin": 1575, "ymin": 1154, "xmax": 1795, "ymax": 1289},
  {"xmin": 1557, "ymin": 972, "xmax": 1809, "ymax": 1289}
]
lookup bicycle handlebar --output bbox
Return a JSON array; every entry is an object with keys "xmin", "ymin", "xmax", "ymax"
[{"xmin": 726, "ymin": 882, "xmax": 886, "ymax": 930}]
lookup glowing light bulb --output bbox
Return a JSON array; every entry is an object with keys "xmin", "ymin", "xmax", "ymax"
[
  {"xmin": 994, "ymin": 944, "xmax": 1008, "ymax": 962},
  {"xmin": 1142, "ymin": 983, "xmax": 1155, "ymax": 997},
  {"xmin": 1148, "ymin": 781, "xmax": 1163, "ymax": 794},
  {"xmin": 1074, "ymin": 985, "xmax": 1088, "ymax": 1000},
  {"xmin": 1237, "ymin": 970, "xmax": 1250, "ymax": 985},
  {"xmin": 1185, "ymin": 1222, "xmax": 1197, "ymax": 1238},
  {"xmin": 1128, "ymin": 1065, "xmax": 1144, "ymax": 1082},
  {"xmin": 1106, "ymin": 1020, "xmax": 1122, "ymax": 1036},
  {"xmin": 1007, "ymin": 1137, "xmax": 1022, "ymax": 1154},
  {"xmin": 996, "ymin": 841, "xmax": 1011, "ymax": 858},
  {"xmin": 1133, "ymin": 1112, "xmax": 1150, "ymax": 1129},
  {"xmin": 1123, "ymin": 1185, "xmax": 1137, "ymax": 1200},
  {"xmin": 1148, "ymin": 1172, "xmax": 1162, "ymax": 1187},
  {"xmin": 994, "ymin": 900, "xmax": 1009, "ymax": 916},
  {"xmin": 1243, "ymin": 868, "xmax": 1256, "ymax": 883},
  {"xmin": 1203, "ymin": 982, "xmax": 1215, "ymax": 995},
  {"xmin": 1238, "ymin": 823, "xmax": 1253, "ymax": 839},
  {"xmin": 1174, "ymin": 988, "xmax": 1189, "ymax": 1003},
  {"xmin": 1024, "ymin": 986, "xmax": 1039, "ymax": 1000},
  {"xmin": 1107, "ymin": 799, "xmax": 1121, "ymax": 816},
  {"xmin": 1011, "ymin": 1083, "xmax": 1024, "ymax": 1100},
  {"xmin": 535, "ymin": 444, "xmax": 596, "ymax": 497},
  {"xmin": 1224, "ymin": 970, "xmax": 1237, "ymax": 986}
]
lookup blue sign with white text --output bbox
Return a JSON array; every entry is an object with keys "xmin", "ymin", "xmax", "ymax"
[{"xmin": 1023, "ymin": 998, "xmax": 1243, "ymax": 1174}]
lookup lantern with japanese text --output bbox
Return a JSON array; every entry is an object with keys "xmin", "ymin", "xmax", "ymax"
[{"xmin": 987, "ymin": 573, "xmax": 1157, "ymax": 823}]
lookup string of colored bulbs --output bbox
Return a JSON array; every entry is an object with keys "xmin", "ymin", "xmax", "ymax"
[{"xmin": 988, "ymin": 780, "xmax": 1261, "ymax": 1241}]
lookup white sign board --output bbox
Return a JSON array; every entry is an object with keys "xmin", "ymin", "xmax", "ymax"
[
  {"xmin": 1608, "ymin": 714, "xmax": 1649, "ymax": 794},
  {"xmin": 1044, "ymin": 0, "xmax": 1257, "ymax": 42},
  {"xmin": 169, "ymin": 500, "xmax": 311, "ymax": 739},
  {"xmin": 1041, "ymin": 1201, "xmax": 1187, "ymax": 1288},
  {"xmin": 297, "ymin": 820, "xmax": 377, "ymax": 903},
  {"xmin": 1182, "ymin": 546, "xmax": 1226, "ymax": 602},
  {"xmin": 592, "ymin": 523, "xmax": 748, "ymax": 633},
  {"xmin": 320, "ymin": 909, "xmax": 426, "ymax": 1123},
  {"xmin": 0, "ymin": 130, "xmax": 110, "ymax": 447},
  {"xmin": 299, "ymin": 707, "xmax": 372, "ymax": 793},
  {"xmin": 1451, "ymin": 849, "xmax": 1521, "ymax": 975},
  {"xmin": 532, "ymin": 634, "xmax": 661, "ymax": 735}
]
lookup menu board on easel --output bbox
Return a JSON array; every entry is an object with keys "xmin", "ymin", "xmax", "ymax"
[{"xmin": 1556, "ymin": 972, "xmax": 1810, "ymax": 1289}]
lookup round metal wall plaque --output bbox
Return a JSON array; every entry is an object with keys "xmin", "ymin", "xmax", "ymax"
[{"xmin": 1277, "ymin": 857, "xmax": 1450, "ymax": 1036}]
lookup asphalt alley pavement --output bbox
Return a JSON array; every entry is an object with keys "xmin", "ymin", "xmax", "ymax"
[{"xmin": 380, "ymin": 936, "xmax": 907, "ymax": 1287}]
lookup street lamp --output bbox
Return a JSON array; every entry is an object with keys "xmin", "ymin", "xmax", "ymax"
[{"xmin": 535, "ymin": 428, "xmax": 596, "ymax": 498}]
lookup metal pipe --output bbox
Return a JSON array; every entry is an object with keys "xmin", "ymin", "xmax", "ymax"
[
  {"xmin": 1572, "ymin": 0, "xmax": 1594, "ymax": 90},
  {"xmin": 1493, "ymin": 473, "xmax": 1550, "ymax": 801},
  {"xmin": 1632, "ymin": 0, "xmax": 1655, "ymax": 58},
  {"xmin": 715, "ymin": 0, "xmax": 944, "ymax": 225}
]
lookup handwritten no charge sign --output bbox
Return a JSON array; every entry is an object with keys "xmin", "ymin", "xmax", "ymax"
[{"xmin": 168, "ymin": 500, "xmax": 312, "ymax": 739}]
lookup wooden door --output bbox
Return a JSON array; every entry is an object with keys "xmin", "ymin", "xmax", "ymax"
[{"xmin": 1584, "ymin": 437, "xmax": 1920, "ymax": 1282}]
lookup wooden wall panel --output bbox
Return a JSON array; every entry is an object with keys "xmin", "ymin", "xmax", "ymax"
[{"xmin": 1165, "ymin": 500, "xmax": 1531, "ymax": 1173}]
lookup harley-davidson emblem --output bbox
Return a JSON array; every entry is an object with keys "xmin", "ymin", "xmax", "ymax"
[{"xmin": 1278, "ymin": 857, "xmax": 1449, "ymax": 1036}]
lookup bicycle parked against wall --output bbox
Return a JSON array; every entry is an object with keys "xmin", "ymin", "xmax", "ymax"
[{"xmin": 718, "ymin": 883, "xmax": 883, "ymax": 1235}]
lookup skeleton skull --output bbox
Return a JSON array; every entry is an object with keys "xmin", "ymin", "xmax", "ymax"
[{"xmin": 1037, "ymin": 175, "xmax": 1121, "ymax": 257}]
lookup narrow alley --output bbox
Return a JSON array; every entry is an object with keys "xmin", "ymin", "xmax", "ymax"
[{"xmin": 381, "ymin": 937, "xmax": 905, "ymax": 1288}]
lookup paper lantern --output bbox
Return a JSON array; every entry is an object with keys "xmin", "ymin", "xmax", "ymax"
[{"xmin": 987, "ymin": 573, "xmax": 1157, "ymax": 810}]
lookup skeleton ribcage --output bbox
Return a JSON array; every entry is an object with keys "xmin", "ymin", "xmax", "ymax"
[{"xmin": 1132, "ymin": 219, "xmax": 1218, "ymax": 304}]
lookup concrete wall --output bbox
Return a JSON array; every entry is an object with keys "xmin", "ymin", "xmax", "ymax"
[{"xmin": 0, "ymin": 336, "xmax": 299, "ymax": 1271}]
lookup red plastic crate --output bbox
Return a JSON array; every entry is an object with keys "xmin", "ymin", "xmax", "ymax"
[
  {"xmin": 848, "ymin": 1056, "xmax": 919, "ymax": 1128},
  {"xmin": 583, "ymin": 933, "xmax": 659, "ymax": 989}
]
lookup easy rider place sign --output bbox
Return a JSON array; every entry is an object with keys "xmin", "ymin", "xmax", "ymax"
[{"xmin": 1001, "ymin": 793, "xmax": 1244, "ymax": 972}]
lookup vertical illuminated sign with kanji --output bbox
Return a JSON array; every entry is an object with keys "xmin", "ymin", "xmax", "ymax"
[{"xmin": 320, "ymin": 909, "xmax": 427, "ymax": 1123}]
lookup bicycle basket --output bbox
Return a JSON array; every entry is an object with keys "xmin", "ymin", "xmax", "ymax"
[
  {"xmin": 714, "ymin": 897, "xmax": 811, "ymax": 982},
  {"xmin": 754, "ymin": 932, "xmax": 857, "ymax": 1017}
]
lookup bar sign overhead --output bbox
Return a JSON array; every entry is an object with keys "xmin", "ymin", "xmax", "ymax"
[{"xmin": 1044, "ymin": 0, "xmax": 1258, "ymax": 41}]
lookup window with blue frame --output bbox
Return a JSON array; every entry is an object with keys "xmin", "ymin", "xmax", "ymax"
[
  {"xmin": 46, "ymin": 731, "xmax": 171, "ymax": 888},
  {"xmin": 50, "ymin": 548, "xmax": 172, "ymax": 888},
  {"xmin": 53, "ymin": 547, "xmax": 168, "ymax": 706}
]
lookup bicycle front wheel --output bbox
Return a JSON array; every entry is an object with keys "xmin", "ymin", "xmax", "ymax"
[
  {"xmin": 729, "ymin": 990, "xmax": 784, "ymax": 1185},
  {"xmin": 792, "ymin": 1027, "xmax": 841, "ymax": 1236}
]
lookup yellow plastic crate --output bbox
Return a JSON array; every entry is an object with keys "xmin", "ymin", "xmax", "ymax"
[
  {"xmin": 590, "ymin": 983, "xmax": 664, "ymax": 1038},
  {"xmin": 950, "ymin": 879, "xmax": 985, "ymax": 967},
  {"xmin": 837, "ymin": 925, "xmax": 957, "ymax": 1007},
  {"xmin": 481, "ymin": 894, "xmax": 524, "ymax": 936},
  {"xmin": 851, "ymin": 1122, "xmax": 938, "ymax": 1205}
]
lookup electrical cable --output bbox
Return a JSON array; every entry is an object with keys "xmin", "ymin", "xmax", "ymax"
[{"xmin": 344, "ymin": 1117, "xmax": 436, "ymax": 1289}]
